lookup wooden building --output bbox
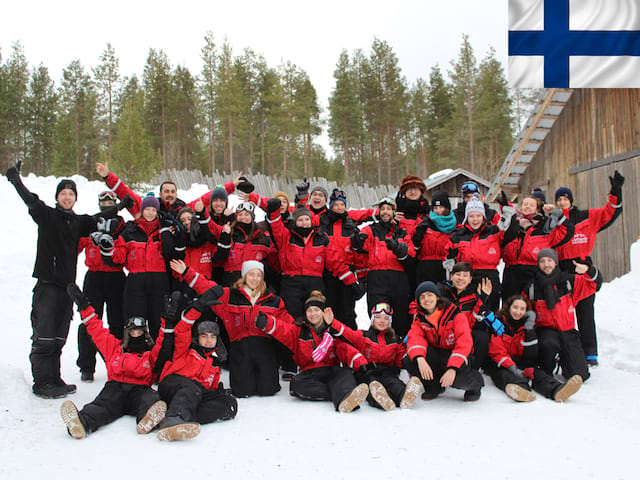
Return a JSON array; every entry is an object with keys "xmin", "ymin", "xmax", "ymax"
[
  {"xmin": 489, "ymin": 88, "xmax": 640, "ymax": 279},
  {"xmin": 425, "ymin": 169, "xmax": 492, "ymax": 210}
]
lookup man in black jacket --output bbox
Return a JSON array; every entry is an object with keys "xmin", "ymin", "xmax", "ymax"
[{"xmin": 6, "ymin": 162, "xmax": 98, "ymax": 399}]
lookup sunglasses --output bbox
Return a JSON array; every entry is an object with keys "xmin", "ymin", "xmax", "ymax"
[
  {"xmin": 98, "ymin": 191, "xmax": 117, "ymax": 202},
  {"xmin": 371, "ymin": 303, "xmax": 393, "ymax": 316},
  {"xmin": 236, "ymin": 202, "xmax": 255, "ymax": 213},
  {"xmin": 127, "ymin": 316, "xmax": 147, "ymax": 328}
]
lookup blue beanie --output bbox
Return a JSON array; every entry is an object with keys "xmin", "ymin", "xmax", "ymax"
[
  {"xmin": 210, "ymin": 187, "xmax": 228, "ymax": 206},
  {"xmin": 554, "ymin": 187, "xmax": 573, "ymax": 204},
  {"xmin": 141, "ymin": 193, "xmax": 160, "ymax": 211}
]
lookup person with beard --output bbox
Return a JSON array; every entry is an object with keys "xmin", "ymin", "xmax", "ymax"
[
  {"xmin": 61, "ymin": 284, "xmax": 171, "ymax": 439},
  {"xmin": 351, "ymin": 197, "xmax": 416, "ymax": 337},
  {"xmin": 104, "ymin": 194, "xmax": 174, "ymax": 339},
  {"xmin": 213, "ymin": 201, "xmax": 278, "ymax": 287},
  {"xmin": 453, "ymin": 181, "xmax": 500, "ymax": 226},
  {"xmin": 524, "ymin": 248, "xmax": 602, "ymax": 383},
  {"xmin": 412, "ymin": 191, "xmax": 458, "ymax": 284},
  {"xmin": 6, "ymin": 162, "xmax": 110, "ymax": 399},
  {"xmin": 444, "ymin": 196, "xmax": 518, "ymax": 312},
  {"xmin": 255, "ymin": 291, "xmax": 371, "ymax": 413},
  {"xmin": 156, "ymin": 287, "xmax": 237, "ymax": 441},
  {"xmin": 394, "ymin": 175, "xmax": 429, "ymax": 236},
  {"xmin": 486, "ymin": 294, "xmax": 584, "ymax": 403},
  {"xmin": 404, "ymin": 281, "xmax": 484, "ymax": 402},
  {"xmin": 500, "ymin": 194, "xmax": 574, "ymax": 303},
  {"xmin": 554, "ymin": 171, "xmax": 624, "ymax": 366},
  {"xmin": 75, "ymin": 190, "xmax": 129, "ymax": 383}
]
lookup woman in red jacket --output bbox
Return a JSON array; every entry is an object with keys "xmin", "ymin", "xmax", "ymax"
[
  {"xmin": 61, "ymin": 285, "xmax": 170, "ymax": 439},
  {"xmin": 487, "ymin": 294, "xmax": 583, "ymax": 403},
  {"xmin": 255, "ymin": 291, "xmax": 371, "ymax": 413},
  {"xmin": 171, "ymin": 258, "xmax": 294, "ymax": 398},
  {"xmin": 404, "ymin": 281, "xmax": 484, "ymax": 401},
  {"xmin": 156, "ymin": 287, "xmax": 237, "ymax": 442}
]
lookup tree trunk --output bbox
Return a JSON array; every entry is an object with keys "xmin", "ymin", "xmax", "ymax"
[
  {"xmin": 228, "ymin": 112, "xmax": 234, "ymax": 172},
  {"xmin": 260, "ymin": 110, "xmax": 265, "ymax": 173},
  {"xmin": 343, "ymin": 118, "xmax": 349, "ymax": 181},
  {"xmin": 467, "ymin": 91, "xmax": 475, "ymax": 172},
  {"xmin": 161, "ymin": 93, "xmax": 167, "ymax": 169}
]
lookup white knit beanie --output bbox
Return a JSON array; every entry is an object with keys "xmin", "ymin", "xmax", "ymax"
[
  {"xmin": 241, "ymin": 260, "xmax": 264, "ymax": 278},
  {"xmin": 463, "ymin": 196, "xmax": 486, "ymax": 224}
]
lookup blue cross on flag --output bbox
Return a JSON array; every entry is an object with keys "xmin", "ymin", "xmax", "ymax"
[{"xmin": 509, "ymin": 0, "xmax": 640, "ymax": 87}]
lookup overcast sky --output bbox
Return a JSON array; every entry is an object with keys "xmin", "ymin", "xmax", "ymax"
[{"xmin": 1, "ymin": 0, "xmax": 507, "ymax": 154}]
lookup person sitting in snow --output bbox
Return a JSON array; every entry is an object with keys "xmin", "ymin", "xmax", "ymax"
[
  {"xmin": 61, "ymin": 284, "xmax": 172, "ymax": 439},
  {"xmin": 485, "ymin": 294, "xmax": 583, "ymax": 403}
]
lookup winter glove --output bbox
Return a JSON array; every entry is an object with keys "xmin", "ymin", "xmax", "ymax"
[
  {"xmin": 98, "ymin": 234, "xmax": 115, "ymax": 254},
  {"xmin": 523, "ymin": 310, "xmax": 536, "ymax": 331},
  {"xmin": 266, "ymin": 197, "xmax": 282, "ymax": 215},
  {"xmin": 609, "ymin": 170, "xmax": 624, "ymax": 197},
  {"xmin": 385, "ymin": 238, "xmax": 408, "ymax": 258},
  {"xmin": 116, "ymin": 194, "xmax": 134, "ymax": 211},
  {"xmin": 5, "ymin": 161, "xmax": 21, "ymax": 183},
  {"xmin": 482, "ymin": 311, "xmax": 505, "ymax": 336},
  {"xmin": 254, "ymin": 312, "xmax": 268, "ymax": 330},
  {"xmin": 507, "ymin": 365, "xmax": 527, "ymax": 382},
  {"xmin": 542, "ymin": 208, "xmax": 566, "ymax": 234},
  {"xmin": 442, "ymin": 258, "xmax": 455, "ymax": 279},
  {"xmin": 351, "ymin": 232, "xmax": 368, "ymax": 251},
  {"xmin": 67, "ymin": 283, "xmax": 91, "ymax": 311},
  {"xmin": 311, "ymin": 331, "xmax": 334, "ymax": 363},
  {"xmin": 350, "ymin": 281, "xmax": 366, "ymax": 301},
  {"xmin": 213, "ymin": 341, "xmax": 228, "ymax": 364},
  {"xmin": 90, "ymin": 231, "xmax": 104, "ymax": 247},
  {"xmin": 497, "ymin": 205, "xmax": 516, "ymax": 231},
  {"xmin": 236, "ymin": 176, "xmax": 255, "ymax": 194},
  {"xmin": 295, "ymin": 178, "xmax": 310, "ymax": 201},
  {"xmin": 192, "ymin": 285, "xmax": 224, "ymax": 312},
  {"xmin": 497, "ymin": 190, "xmax": 509, "ymax": 208},
  {"xmin": 356, "ymin": 363, "xmax": 378, "ymax": 384},
  {"xmin": 163, "ymin": 291, "xmax": 184, "ymax": 328}
]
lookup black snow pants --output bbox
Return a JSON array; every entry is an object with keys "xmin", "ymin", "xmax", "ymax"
[
  {"xmin": 159, "ymin": 374, "xmax": 238, "ymax": 424},
  {"xmin": 487, "ymin": 362, "xmax": 565, "ymax": 400},
  {"xmin": 471, "ymin": 324, "xmax": 491, "ymax": 371},
  {"xmin": 228, "ymin": 336, "xmax": 281, "ymax": 397},
  {"xmin": 416, "ymin": 259, "xmax": 446, "ymax": 286},
  {"xmin": 77, "ymin": 270, "xmax": 126, "ymax": 375},
  {"xmin": 290, "ymin": 366, "xmax": 359, "ymax": 410},
  {"xmin": 537, "ymin": 327, "xmax": 590, "ymax": 381},
  {"xmin": 123, "ymin": 272, "xmax": 169, "ymax": 339},
  {"xmin": 324, "ymin": 271, "xmax": 357, "ymax": 329},
  {"xmin": 78, "ymin": 380, "xmax": 160, "ymax": 433},
  {"xmin": 501, "ymin": 265, "xmax": 537, "ymax": 304},
  {"xmin": 367, "ymin": 270, "xmax": 411, "ymax": 338},
  {"xmin": 356, "ymin": 365, "xmax": 406, "ymax": 409}
]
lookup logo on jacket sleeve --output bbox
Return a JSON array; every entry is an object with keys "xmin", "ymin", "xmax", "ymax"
[
  {"xmin": 315, "ymin": 256, "xmax": 322, "ymax": 263},
  {"xmin": 445, "ymin": 332, "xmax": 456, "ymax": 347}
]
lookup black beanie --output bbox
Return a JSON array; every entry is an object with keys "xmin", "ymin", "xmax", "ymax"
[
  {"xmin": 415, "ymin": 281, "xmax": 441, "ymax": 301},
  {"xmin": 531, "ymin": 187, "xmax": 546, "ymax": 203},
  {"xmin": 56, "ymin": 179, "xmax": 77, "ymax": 200},
  {"xmin": 236, "ymin": 177, "xmax": 255, "ymax": 194},
  {"xmin": 431, "ymin": 190, "xmax": 451, "ymax": 211},
  {"xmin": 210, "ymin": 187, "xmax": 228, "ymax": 205},
  {"xmin": 554, "ymin": 187, "xmax": 573, "ymax": 204}
]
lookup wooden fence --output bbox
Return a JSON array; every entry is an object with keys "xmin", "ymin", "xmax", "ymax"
[{"xmin": 150, "ymin": 169, "xmax": 398, "ymax": 210}]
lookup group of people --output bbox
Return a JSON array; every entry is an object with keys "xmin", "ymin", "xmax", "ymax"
[{"xmin": 5, "ymin": 159, "xmax": 625, "ymax": 442}]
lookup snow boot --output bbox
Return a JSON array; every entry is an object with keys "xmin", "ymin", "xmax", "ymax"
[
  {"xmin": 156, "ymin": 417, "xmax": 201, "ymax": 441},
  {"xmin": 57, "ymin": 379, "xmax": 77, "ymax": 394},
  {"xmin": 553, "ymin": 375, "xmax": 583, "ymax": 402},
  {"xmin": 338, "ymin": 383, "xmax": 369, "ymax": 413},
  {"xmin": 33, "ymin": 383, "xmax": 67, "ymax": 399},
  {"xmin": 421, "ymin": 386, "xmax": 445, "ymax": 400},
  {"xmin": 505, "ymin": 384, "xmax": 536, "ymax": 402},
  {"xmin": 136, "ymin": 400, "xmax": 167, "ymax": 434},
  {"xmin": 60, "ymin": 400, "xmax": 86, "ymax": 439},
  {"xmin": 586, "ymin": 355, "xmax": 599, "ymax": 367},
  {"xmin": 463, "ymin": 389, "xmax": 482, "ymax": 402},
  {"xmin": 80, "ymin": 371, "xmax": 94, "ymax": 383},
  {"xmin": 400, "ymin": 376, "xmax": 424, "ymax": 409},
  {"xmin": 369, "ymin": 381, "xmax": 396, "ymax": 411}
]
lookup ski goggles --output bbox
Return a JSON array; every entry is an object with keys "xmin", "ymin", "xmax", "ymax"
[
  {"xmin": 371, "ymin": 303, "xmax": 393, "ymax": 316},
  {"xmin": 126, "ymin": 316, "xmax": 147, "ymax": 329},
  {"xmin": 461, "ymin": 182, "xmax": 479, "ymax": 195},
  {"xmin": 236, "ymin": 202, "xmax": 256, "ymax": 214},
  {"xmin": 98, "ymin": 190, "xmax": 117, "ymax": 202}
]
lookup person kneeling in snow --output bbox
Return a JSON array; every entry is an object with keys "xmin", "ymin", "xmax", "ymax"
[
  {"xmin": 155, "ymin": 287, "xmax": 237, "ymax": 441},
  {"xmin": 61, "ymin": 284, "xmax": 170, "ymax": 439},
  {"xmin": 486, "ymin": 295, "xmax": 583, "ymax": 403},
  {"xmin": 255, "ymin": 291, "xmax": 371, "ymax": 413},
  {"xmin": 326, "ymin": 303, "xmax": 422, "ymax": 411}
]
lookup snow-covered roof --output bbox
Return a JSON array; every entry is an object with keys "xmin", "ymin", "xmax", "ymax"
[{"xmin": 425, "ymin": 168, "xmax": 491, "ymax": 191}]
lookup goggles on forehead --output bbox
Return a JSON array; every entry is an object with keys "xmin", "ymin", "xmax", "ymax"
[
  {"xmin": 126, "ymin": 316, "xmax": 147, "ymax": 329},
  {"xmin": 236, "ymin": 202, "xmax": 255, "ymax": 213},
  {"xmin": 461, "ymin": 182, "xmax": 479, "ymax": 195},
  {"xmin": 371, "ymin": 303, "xmax": 393, "ymax": 316},
  {"xmin": 98, "ymin": 190, "xmax": 117, "ymax": 202}
]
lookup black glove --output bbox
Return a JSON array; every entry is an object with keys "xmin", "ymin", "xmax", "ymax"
[
  {"xmin": 90, "ymin": 231, "xmax": 103, "ymax": 247},
  {"xmin": 609, "ymin": 170, "xmax": 624, "ymax": 197},
  {"xmin": 295, "ymin": 178, "xmax": 309, "ymax": 197},
  {"xmin": 6, "ymin": 166, "xmax": 20, "ymax": 184},
  {"xmin": 116, "ymin": 194, "xmax": 134, "ymax": 211},
  {"xmin": 386, "ymin": 238, "xmax": 408, "ymax": 258},
  {"xmin": 163, "ymin": 291, "xmax": 184, "ymax": 328},
  {"xmin": 350, "ymin": 281, "xmax": 366, "ymax": 301},
  {"xmin": 523, "ymin": 311, "xmax": 536, "ymax": 331},
  {"xmin": 254, "ymin": 312, "xmax": 268, "ymax": 330},
  {"xmin": 67, "ymin": 283, "xmax": 91, "ymax": 311},
  {"xmin": 213, "ymin": 342, "xmax": 228, "ymax": 364},
  {"xmin": 98, "ymin": 234, "xmax": 114, "ymax": 253},
  {"xmin": 192, "ymin": 285, "xmax": 224, "ymax": 312},
  {"xmin": 351, "ymin": 232, "xmax": 368, "ymax": 250},
  {"xmin": 356, "ymin": 363, "xmax": 378, "ymax": 384},
  {"xmin": 266, "ymin": 197, "xmax": 281, "ymax": 215},
  {"xmin": 542, "ymin": 208, "xmax": 565, "ymax": 234},
  {"xmin": 236, "ymin": 177, "xmax": 255, "ymax": 194},
  {"xmin": 498, "ymin": 190, "xmax": 509, "ymax": 207},
  {"xmin": 507, "ymin": 365, "xmax": 527, "ymax": 382}
]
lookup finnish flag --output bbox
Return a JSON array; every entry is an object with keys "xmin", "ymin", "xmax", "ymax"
[{"xmin": 509, "ymin": 0, "xmax": 640, "ymax": 87}]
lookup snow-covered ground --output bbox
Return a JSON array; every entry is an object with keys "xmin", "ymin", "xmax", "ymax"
[{"xmin": 1, "ymin": 173, "xmax": 638, "ymax": 479}]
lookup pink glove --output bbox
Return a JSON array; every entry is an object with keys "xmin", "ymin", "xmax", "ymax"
[{"xmin": 312, "ymin": 331, "xmax": 334, "ymax": 363}]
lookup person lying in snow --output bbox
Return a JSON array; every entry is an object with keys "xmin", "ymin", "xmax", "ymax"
[{"xmin": 61, "ymin": 284, "xmax": 170, "ymax": 439}]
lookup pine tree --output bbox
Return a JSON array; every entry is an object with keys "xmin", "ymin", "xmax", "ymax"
[
  {"xmin": 409, "ymin": 79, "xmax": 429, "ymax": 177},
  {"xmin": 26, "ymin": 64, "xmax": 57, "ymax": 175},
  {"xmin": 93, "ymin": 43, "xmax": 121, "ymax": 165},
  {"xmin": 426, "ymin": 65, "xmax": 453, "ymax": 170},
  {"xmin": 143, "ymin": 48, "xmax": 173, "ymax": 168},
  {"xmin": 0, "ymin": 41, "xmax": 29, "ymax": 170},
  {"xmin": 200, "ymin": 31, "xmax": 217, "ymax": 174},
  {"xmin": 172, "ymin": 65, "xmax": 202, "ymax": 170}
]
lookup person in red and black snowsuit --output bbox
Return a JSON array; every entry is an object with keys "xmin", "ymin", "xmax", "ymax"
[
  {"xmin": 412, "ymin": 191, "xmax": 457, "ymax": 284},
  {"xmin": 444, "ymin": 196, "xmax": 518, "ymax": 311},
  {"xmin": 486, "ymin": 294, "xmax": 584, "ymax": 403},
  {"xmin": 171, "ymin": 259, "xmax": 294, "ymax": 397},
  {"xmin": 76, "ymin": 190, "xmax": 128, "ymax": 382},
  {"xmin": 327, "ymin": 303, "xmax": 422, "ymax": 411},
  {"xmin": 500, "ymin": 194, "xmax": 574, "ymax": 303},
  {"xmin": 174, "ymin": 205, "xmax": 219, "ymax": 281},
  {"xmin": 554, "ymin": 171, "xmax": 624, "ymax": 366},
  {"xmin": 255, "ymin": 290, "xmax": 371, "ymax": 412},
  {"xmin": 453, "ymin": 181, "xmax": 500, "ymax": 226},
  {"xmin": 404, "ymin": 281, "xmax": 484, "ymax": 401},
  {"xmin": 524, "ymin": 248, "xmax": 602, "ymax": 382},
  {"xmin": 6, "ymin": 163, "xmax": 104, "ymax": 399},
  {"xmin": 394, "ymin": 175, "xmax": 429, "ymax": 237},
  {"xmin": 351, "ymin": 197, "xmax": 416, "ymax": 337},
  {"xmin": 61, "ymin": 284, "xmax": 171, "ymax": 439},
  {"xmin": 156, "ymin": 287, "xmax": 237, "ymax": 441}
]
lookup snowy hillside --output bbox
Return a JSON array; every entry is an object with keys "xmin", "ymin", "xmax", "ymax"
[{"xmin": 0, "ymin": 173, "xmax": 638, "ymax": 479}]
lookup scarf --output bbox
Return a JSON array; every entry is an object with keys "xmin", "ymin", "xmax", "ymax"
[
  {"xmin": 135, "ymin": 217, "xmax": 160, "ymax": 237},
  {"xmin": 398, "ymin": 198, "xmax": 427, "ymax": 219},
  {"xmin": 429, "ymin": 211, "xmax": 457, "ymax": 233},
  {"xmin": 124, "ymin": 336, "xmax": 150, "ymax": 354},
  {"xmin": 328, "ymin": 210, "xmax": 347, "ymax": 222},
  {"xmin": 534, "ymin": 267, "xmax": 563, "ymax": 310},
  {"xmin": 518, "ymin": 213, "xmax": 541, "ymax": 231},
  {"xmin": 243, "ymin": 286, "xmax": 260, "ymax": 306}
]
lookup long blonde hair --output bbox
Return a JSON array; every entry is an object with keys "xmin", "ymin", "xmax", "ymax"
[{"xmin": 233, "ymin": 275, "xmax": 267, "ymax": 298}]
